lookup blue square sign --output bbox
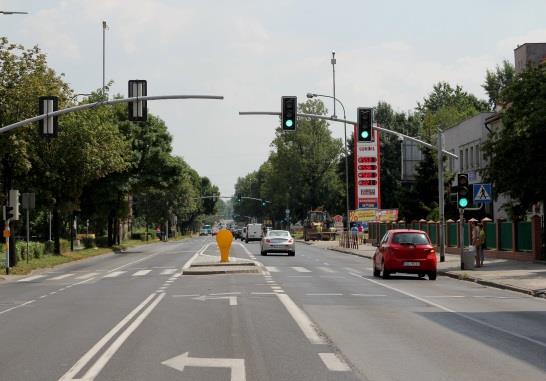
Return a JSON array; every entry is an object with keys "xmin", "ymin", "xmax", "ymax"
[{"xmin": 473, "ymin": 183, "xmax": 492, "ymax": 204}]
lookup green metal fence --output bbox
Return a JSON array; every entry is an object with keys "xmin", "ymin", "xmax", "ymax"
[
  {"xmin": 484, "ymin": 223, "xmax": 496, "ymax": 249},
  {"xmin": 448, "ymin": 224, "xmax": 458, "ymax": 246},
  {"xmin": 428, "ymin": 225, "xmax": 437, "ymax": 244},
  {"xmin": 379, "ymin": 224, "xmax": 387, "ymax": 240},
  {"xmin": 517, "ymin": 222, "xmax": 532, "ymax": 252},
  {"xmin": 500, "ymin": 222, "xmax": 513, "ymax": 251},
  {"xmin": 463, "ymin": 224, "xmax": 470, "ymax": 246}
]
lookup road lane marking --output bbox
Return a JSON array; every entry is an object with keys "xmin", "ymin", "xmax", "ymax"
[
  {"xmin": 292, "ymin": 267, "xmax": 311, "ymax": 273},
  {"xmin": 172, "ymin": 294, "xmax": 200, "ymax": 298},
  {"xmin": 160, "ymin": 268, "xmax": 177, "ymax": 275},
  {"xmin": 306, "ymin": 293, "xmax": 343, "ymax": 296},
  {"xmin": 103, "ymin": 271, "xmax": 126, "ymax": 278},
  {"xmin": 209, "ymin": 292, "xmax": 241, "ymax": 296},
  {"xmin": 193, "ymin": 295, "xmax": 238, "ymax": 306},
  {"xmin": 107, "ymin": 245, "xmax": 175, "ymax": 273},
  {"xmin": 251, "ymin": 292, "xmax": 277, "ymax": 295},
  {"xmin": 132, "ymin": 270, "xmax": 152, "ymax": 276},
  {"xmin": 424, "ymin": 295, "xmax": 465, "ymax": 298},
  {"xmin": 18, "ymin": 275, "xmax": 45, "ymax": 282},
  {"xmin": 0, "ymin": 300, "xmax": 35, "ymax": 316},
  {"xmin": 354, "ymin": 273, "xmax": 546, "ymax": 349},
  {"xmin": 317, "ymin": 266, "xmax": 336, "ymax": 273},
  {"xmin": 351, "ymin": 294, "xmax": 386, "ymax": 297},
  {"xmin": 75, "ymin": 273, "xmax": 99, "ymax": 280},
  {"xmin": 59, "ymin": 293, "xmax": 164, "ymax": 381},
  {"xmin": 162, "ymin": 352, "xmax": 246, "ymax": 381},
  {"xmin": 288, "ymin": 275, "xmax": 312, "ymax": 278},
  {"xmin": 318, "ymin": 353, "xmax": 350, "ymax": 372},
  {"xmin": 182, "ymin": 243, "xmax": 212, "ymax": 270},
  {"xmin": 276, "ymin": 293, "xmax": 326, "ymax": 344},
  {"xmin": 49, "ymin": 274, "xmax": 74, "ymax": 280},
  {"xmin": 265, "ymin": 266, "xmax": 279, "ymax": 272}
]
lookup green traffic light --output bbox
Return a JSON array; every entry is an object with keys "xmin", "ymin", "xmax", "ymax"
[
  {"xmin": 458, "ymin": 198, "xmax": 469, "ymax": 208},
  {"xmin": 361, "ymin": 130, "xmax": 369, "ymax": 139},
  {"xmin": 285, "ymin": 120, "xmax": 293, "ymax": 128}
]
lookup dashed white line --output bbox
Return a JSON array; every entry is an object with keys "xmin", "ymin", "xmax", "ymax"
[
  {"xmin": 103, "ymin": 271, "xmax": 126, "ymax": 278},
  {"xmin": 265, "ymin": 266, "xmax": 279, "ymax": 272},
  {"xmin": 132, "ymin": 270, "xmax": 152, "ymax": 277},
  {"xmin": 48, "ymin": 274, "xmax": 74, "ymax": 280},
  {"xmin": 317, "ymin": 266, "xmax": 336, "ymax": 273},
  {"xmin": 76, "ymin": 273, "xmax": 99, "ymax": 280},
  {"xmin": 160, "ymin": 269, "xmax": 177, "ymax": 275},
  {"xmin": 306, "ymin": 293, "xmax": 343, "ymax": 296},
  {"xmin": 292, "ymin": 267, "xmax": 311, "ymax": 273},
  {"xmin": 17, "ymin": 275, "xmax": 45, "ymax": 282},
  {"xmin": 318, "ymin": 353, "xmax": 350, "ymax": 372},
  {"xmin": 276, "ymin": 293, "xmax": 326, "ymax": 344}
]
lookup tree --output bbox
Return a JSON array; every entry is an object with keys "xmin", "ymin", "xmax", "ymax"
[
  {"xmin": 482, "ymin": 63, "xmax": 546, "ymax": 218},
  {"xmin": 482, "ymin": 60, "xmax": 515, "ymax": 110}
]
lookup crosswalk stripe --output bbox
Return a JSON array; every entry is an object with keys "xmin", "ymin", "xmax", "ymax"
[
  {"xmin": 132, "ymin": 270, "xmax": 152, "ymax": 276},
  {"xmin": 160, "ymin": 269, "xmax": 177, "ymax": 275},
  {"xmin": 75, "ymin": 273, "xmax": 99, "ymax": 280},
  {"xmin": 292, "ymin": 267, "xmax": 311, "ymax": 273},
  {"xmin": 18, "ymin": 275, "xmax": 45, "ymax": 282},
  {"xmin": 317, "ymin": 266, "xmax": 336, "ymax": 273},
  {"xmin": 265, "ymin": 266, "xmax": 279, "ymax": 272},
  {"xmin": 48, "ymin": 274, "xmax": 74, "ymax": 280},
  {"xmin": 103, "ymin": 271, "xmax": 126, "ymax": 278}
]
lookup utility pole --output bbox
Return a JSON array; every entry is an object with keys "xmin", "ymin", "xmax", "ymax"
[
  {"xmin": 102, "ymin": 21, "xmax": 107, "ymax": 100},
  {"xmin": 437, "ymin": 128, "xmax": 445, "ymax": 262}
]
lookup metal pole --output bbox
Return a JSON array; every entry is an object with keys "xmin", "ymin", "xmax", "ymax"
[
  {"xmin": 26, "ymin": 208, "xmax": 29, "ymax": 264},
  {"xmin": 459, "ymin": 208, "xmax": 465, "ymax": 269},
  {"xmin": 102, "ymin": 21, "xmax": 106, "ymax": 100},
  {"xmin": 343, "ymin": 112, "xmax": 350, "ymax": 230},
  {"xmin": 48, "ymin": 211, "xmax": 52, "ymax": 241},
  {"xmin": 4, "ymin": 226, "xmax": 9, "ymax": 275},
  {"xmin": 437, "ymin": 129, "xmax": 445, "ymax": 262},
  {"xmin": 331, "ymin": 52, "xmax": 337, "ymax": 118}
]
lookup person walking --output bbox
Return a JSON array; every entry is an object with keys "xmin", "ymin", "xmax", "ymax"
[
  {"xmin": 471, "ymin": 221, "xmax": 481, "ymax": 267},
  {"xmin": 478, "ymin": 223, "xmax": 486, "ymax": 267}
]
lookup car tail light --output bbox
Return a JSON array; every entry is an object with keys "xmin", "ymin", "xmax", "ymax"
[
  {"xmin": 288, "ymin": 239, "xmax": 293, "ymax": 244},
  {"xmin": 424, "ymin": 248, "xmax": 436, "ymax": 258},
  {"xmin": 265, "ymin": 239, "xmax": 271, "ymax": 243}
]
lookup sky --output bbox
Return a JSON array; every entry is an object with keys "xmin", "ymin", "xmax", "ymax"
[{"xmin": 2, "ymin": 0, "xmax": 546, "ymax": 196}]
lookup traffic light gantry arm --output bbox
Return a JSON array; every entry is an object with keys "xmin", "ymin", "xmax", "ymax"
[{"xmin": 238, "ymin": 111, "xmax": 458, "ymax": 159}]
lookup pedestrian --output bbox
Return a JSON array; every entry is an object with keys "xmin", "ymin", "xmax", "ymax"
[
  {"xmin": 471, "ymin": 221, "xmax": 481, "ymax": 267},
  {"xmin": 478, "ymin": 223, "xmax": 486, "ymax": 267}
]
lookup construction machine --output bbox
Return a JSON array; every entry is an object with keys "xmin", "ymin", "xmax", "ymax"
[{"xmin": 303, "ymin": 210, "xmax": 337, "ymax": 241}]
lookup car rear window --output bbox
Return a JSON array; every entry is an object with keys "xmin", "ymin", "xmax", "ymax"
[
  {"xmin": 392, "ymin": 233, "xmax": 430, "ymax": 245},
  {"xmin": 269, "ymin": 231, "xmax": 289, "ymax": 237}
]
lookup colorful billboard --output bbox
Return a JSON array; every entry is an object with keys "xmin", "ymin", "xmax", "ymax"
[{"xmin": 354, "ymin": 127, "xmax": 380, "ymax": 210}]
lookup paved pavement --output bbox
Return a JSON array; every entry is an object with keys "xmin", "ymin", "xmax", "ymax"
[{"xmin": 302, "ymin": 240, "xmax": 546, "ymax": 298}]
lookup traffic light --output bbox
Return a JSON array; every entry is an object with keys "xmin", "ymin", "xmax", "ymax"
[
  {"xmin": 128, "ymin": 80, "xmax": 147, "ymax": 122},
  {"xmin": 237, "ymin": 193, "xmax": 242, "ymax": 202},
  {"xmin": 8, "ymin": 189, "xmax": 20, "ymax": 221},
  {"xmin": 281, "ymin": 96, "xmax": 297, "ymax": 131},
  {"xmin": 39, "ymin": 96, "xmax": 58, "ymax": 137},
  {"xmin": 357, "ymin": 107, "xmax": 373, "ymax": 142},
  {"xmin": 261, "ymin": 199, "xmax": 267, "ymax": 207},
  {"xmin": 457, "ymin": 173, "xmax": 469, "ymax": 208}
]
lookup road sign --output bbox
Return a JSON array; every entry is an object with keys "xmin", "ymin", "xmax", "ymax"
[
  {"xmin": 473, "ymin": 183, "xmax": 492, "ymax": 203},
  {"xmin": 3, "ymin": 229, "xmax": 10, "ymax": 238}
]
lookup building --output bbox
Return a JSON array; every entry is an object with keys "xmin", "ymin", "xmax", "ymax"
[{"xmin": 514, "ymin": 43, "xmax": 546, "ymax": 73}]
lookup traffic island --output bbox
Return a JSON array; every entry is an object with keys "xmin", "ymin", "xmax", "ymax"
[{"xmin": 182, "ymin": 254, "xmax": 261, "ymax": 275}]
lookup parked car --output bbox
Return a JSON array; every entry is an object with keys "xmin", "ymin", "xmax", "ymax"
[
  {"xmin": 372, "ymin": 229, "xmax": 437, "ymax": 280},
  {"xmin": 260, "ymin": 230, "xmax": 295, "ymax": 256}
]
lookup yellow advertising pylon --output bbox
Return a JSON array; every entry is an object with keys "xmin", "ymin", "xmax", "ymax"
[{"xmin": 215, "ymin": 229, "xmax": 233, "ymax": 263}]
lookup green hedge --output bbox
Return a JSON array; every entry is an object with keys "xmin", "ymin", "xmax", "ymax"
[{"xmin": 15, "ymin": 241, "xmax": 46, "ymax": 260}]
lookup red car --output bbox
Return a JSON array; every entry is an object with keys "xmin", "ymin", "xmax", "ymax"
[{"xmin": 373, "ymin": 229, "xmax": 437, "ymax": 280}]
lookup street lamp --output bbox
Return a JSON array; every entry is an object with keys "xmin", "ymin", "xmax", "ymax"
[
  {"xmin": 0, "ymin": 11, "xmax": 29, "ymax": 15},
  {"xmin": 307, "ymin": 92, "xmax": 350, "ymax": 229}
]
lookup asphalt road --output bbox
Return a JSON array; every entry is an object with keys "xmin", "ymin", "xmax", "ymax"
[{"xmin": 0, "ymin": 237, "xmax": 544, "ymax": 381}]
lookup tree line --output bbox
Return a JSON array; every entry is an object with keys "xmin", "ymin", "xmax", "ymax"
[{"xmin": 0, "ymin": 37, "xmax": 219, "ymax": 262}]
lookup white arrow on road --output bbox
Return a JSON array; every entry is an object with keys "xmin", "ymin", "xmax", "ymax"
[
  {"xmin": 192, "ymin": 295, "xmax": 238, "ymax": 306},
  {"xmin": 162, "ymin": 352, "xmax": 246, "ymax": 381}
]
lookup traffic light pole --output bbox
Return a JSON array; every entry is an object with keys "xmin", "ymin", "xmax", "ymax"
[
  {"xmin": 437, "ymin": 129, "xmax": 445, "ymax": 262},
  {"xmin": 0, "ymin": 95, "xmax": 224, "ymax": 135}
]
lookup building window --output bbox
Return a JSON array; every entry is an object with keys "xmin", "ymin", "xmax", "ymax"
[
  {"xmin": 470, "ymin": 147, "xmax": 474, "ymax": 168},
  {"xmin": 476, "ymin": 145, "xmax": 480, "ymax": 168},
  {"xmin": 465, "ymin": 148, "xmax": 469, "ymax": 169},
  {"xmin": 459, "ymin": 150, "xmax": 463, "ymax": 171}
]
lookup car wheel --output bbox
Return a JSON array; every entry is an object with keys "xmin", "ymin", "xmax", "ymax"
[
  {"xmin": 428, "ymin": 272, "xmax": 437, "ymax": 280},
  {"xmin": 381, "ymin": 262, "xmax": 390, "ymax": 279},
  {"xmin": 373, "ymin": 266, "xmax": 380, "ymax": 277},
  {"xmin": 417, "ymin": 273, "xmax": 425, "ymax": 278},
  {"xmin": 245, "ymin": 239, "xmax": 248, "ymax": 243},
  {"xmin": 261, "ymin": 251, "xmax": 267, "ymax": 256},
  {"xmin": 288, "ymin": 251, "xmax": 295, "ymax": 256}
]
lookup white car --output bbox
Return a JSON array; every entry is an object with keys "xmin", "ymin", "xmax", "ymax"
[{"xmin": 260, "ymin": 230, "xmax": 295, "ymax": 256}]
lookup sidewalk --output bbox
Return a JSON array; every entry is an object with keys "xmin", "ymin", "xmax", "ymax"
[{"xmin": 299, "ymin": 240, "xmax": 546, "ymax": 298}]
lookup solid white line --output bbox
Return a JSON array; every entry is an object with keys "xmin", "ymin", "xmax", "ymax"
[
  {"xmin": 132, "ymin": 270, "xmax": 152, "ymax": 277},
  {"xmin": 251, "ymin": 292, "xmax": 277, "ymax": 295},
  {"xmin": 0, "ymin": 300, "xmax": 35, "ymax": 316},
  {"xmin": 265, "ymin": 266, "xmax": 279, "ymax": 272},
  {"xmin": 276, "ymin": 293, "xmax": 326, "ymax": 344},
  {"xmin": 209, "ymin": 292, "xmax": 241, "ymax": 296},
  {"xmin": 182, "ymin": 243, "xmax": 211, "ymax": 270},
  {"xmin": 160, "ymin": 269, "xmax": 177, "ymax": 275},
  {"xmin": 75, "ymin": 273, "xmax": 99, "ymax": 280},
  {"xmin": 271, "ymin": 286, "xmax": 282, "ymax": 290},
  {"xmin": 318, "ymin": 353, "xmax": 350, "ymax": 372},
  {"xmin": 292, "ymin": 267, "xmax": 311, "ymax": 273},
  {"xmin": 81, "ymin": 293, "xmax": 165, "ymax": 380},
  {"xmin": 58, "ymin": 293, "xmax": 158, "ymax": 380},
  {"xmin": 358, "ymin": 274, "xmax": 546, "ymax": 349},
  {"xmin": 317, "ymin": 266, "xmax": 336, "ymax": 273},
  {"xmin": 351, "ymin": 294, "xmax": 387, "ymax": 297},
  {"xmin": 425, "ymin": 295, "xmax": 466, "ymax": 298},
  {"xmin": 288, "ymin": 275, "xmax": 312, "ymax": 278},
  {"xmin": 103, "ymin": 271, "xmax": 126, "ymax": 278},
  {"xmin": 17, "ymin": 275, "xmax": 45, "ymax": 282},
  {"xmin": 171, "ymin": 294, "xmax": 200, "ymax": 298},
  {"xmin": 48, "ymin": 274, "xmax": 74, "ymax": 280},
  {"xmin": 273, "ymin": 289, "xmax": 285, "ymax": 293}
]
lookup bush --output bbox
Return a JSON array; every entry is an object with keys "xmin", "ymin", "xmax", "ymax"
[
  {"xmin": 60, "ymin": 239, "xmax": 69, "ymax": 253},
  {"xmin": 15, "ymin": 241, "xmax": 46, "ymax": 260},
  {"xmin": 95, "ymin": 236, "xmax": 109, "ymax": 248},
  {"xmin": 82, "ymin": 237, "xmax": 96, "ymax": 249},
  {"xmin": 45, "ymin": 240, "xmax": 55, "ymax": 254}
]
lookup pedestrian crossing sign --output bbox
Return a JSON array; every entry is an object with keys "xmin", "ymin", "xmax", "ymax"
[{"xmin": 473, "ymin": 183, "xmax": 492, "ymax": 204}]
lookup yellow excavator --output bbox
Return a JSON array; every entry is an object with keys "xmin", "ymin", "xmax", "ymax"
[{"xmin": 303, "ymin": 209, "xmax": 337, "ymax": 241}]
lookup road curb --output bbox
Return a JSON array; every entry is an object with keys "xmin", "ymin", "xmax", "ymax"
[{"xmin": 317, "ymin": 244, "xmax": 546, "ymax": 299}]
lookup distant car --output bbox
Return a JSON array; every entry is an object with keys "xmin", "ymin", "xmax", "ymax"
[
  {"xmin": 199, "ymin": 225, "xmax": 212, "ymax": 236},
  {"xmin": 260, "ymin": 230, "xmax": 295, "ymax": 256},
  {"xmin": 212, "ymin": 227, "xmax": 219, "ymax": 236},
  {"xmin": 245, "ymin": 223, "xmax": 263, "ymax": 243},
  {"xmin": 373, "ymin": 229, "xmax": 437, "ymax": 280}
]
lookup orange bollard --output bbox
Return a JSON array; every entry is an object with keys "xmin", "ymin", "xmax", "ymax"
[{"xmin": 215, "ymin": 229, "xmax": 233, "ymax": 263}]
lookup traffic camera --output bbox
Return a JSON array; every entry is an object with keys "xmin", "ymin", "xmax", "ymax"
[
  {"xmin": 281, "ymin": 96, "xmax": 297, "ymax": 131},
  {"xmin": 357, "ymin": 107, "xmax": 373, "ymax": 142}
]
